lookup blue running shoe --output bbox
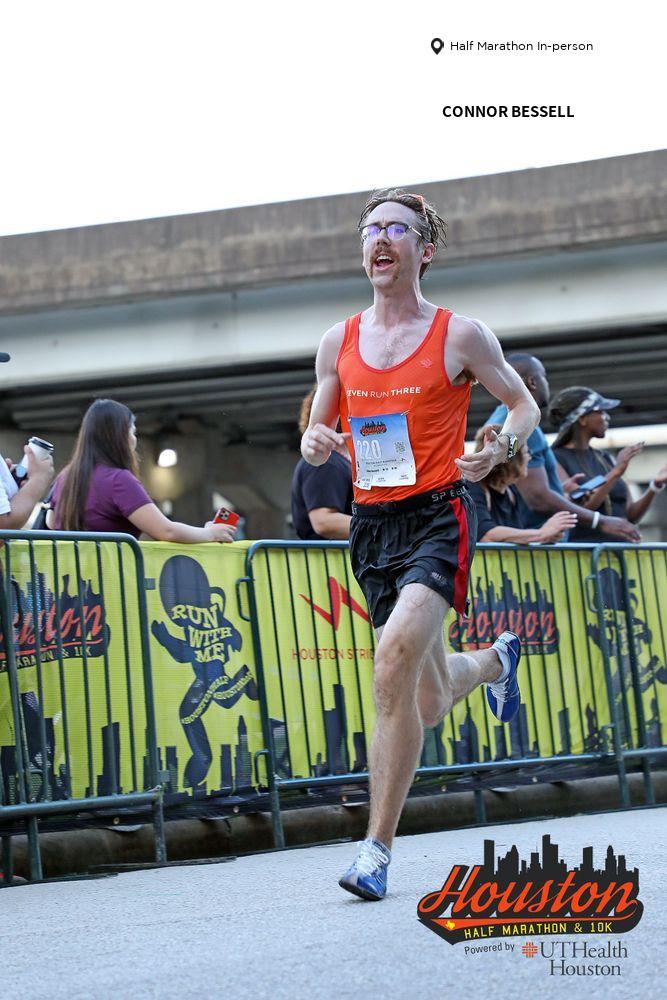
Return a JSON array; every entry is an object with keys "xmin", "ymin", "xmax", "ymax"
[
  {"xmin": 486, "ymin": 631, "xmax": 522, "ymax": 723},
  {"xmin": 339, "ymin": 837, "xmax": 391, "ymax": 900}
]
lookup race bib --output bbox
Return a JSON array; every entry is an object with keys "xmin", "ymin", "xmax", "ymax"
[{"xmin": 349, "ymin": 412, "xmax": 417, "ymax": 490}]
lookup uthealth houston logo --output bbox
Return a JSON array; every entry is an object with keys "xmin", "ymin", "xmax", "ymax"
[{"xmin": 523, "ymin": 939, "xmax": 629, "ymax": 978}]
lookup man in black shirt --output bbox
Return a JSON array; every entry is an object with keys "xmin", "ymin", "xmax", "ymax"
[{"xmin": 291, "ymin": 388, "xmax": 353, "ymax": 540}]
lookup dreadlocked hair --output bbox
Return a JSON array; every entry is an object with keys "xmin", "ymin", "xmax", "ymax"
[
  {"xmin": 548, "ymin": 386, "xmax": 593, "ymax": 437},
  {"xmin": 358, "ymin": 187, "xmax": 447, "ymax": 278}
]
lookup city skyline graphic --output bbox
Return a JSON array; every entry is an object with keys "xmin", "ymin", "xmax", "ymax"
[
  {"xmin": 1, "ymin": 669, "xmax": 621, "ymax": 809},
  {"xmin": 481, "ymin": 834, "xmax": 638, "ymax": 886}
]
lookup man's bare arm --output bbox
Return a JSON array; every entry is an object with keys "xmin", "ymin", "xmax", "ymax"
[
  {"xmin": 301, "ymin": 323, "xmax": 350, "ymax": 467},
  {"xmin": 506, "ymin": 433, "xmax": 638, "ymax": 541},
  {"xmin": 520, "ymin": 464, "xmax": 597, "ymax": 522},
  {"xmin": 518, "ymin": 452, "xmax": 640, "ymax": 542},
  {"xmin": 308, "ymin": 508, "xmax": 351, "ymax": 540},
  {"xmin": 447, "ymin": 316, "xmax": 540, "ymax": 482}
]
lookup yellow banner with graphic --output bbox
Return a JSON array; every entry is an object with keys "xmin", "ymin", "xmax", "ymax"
[
  {"xmin": 1, "ymin": 540, "xmax": 665, "ymax": 812},
  {"xmin": 0, "ymin": 539, "xmax": 147, "ymax": 804}
]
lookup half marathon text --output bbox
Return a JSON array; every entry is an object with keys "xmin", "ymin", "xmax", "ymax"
[{"xmin": 450, "ymin": 41, "xmax": 593, "ymax": 52}]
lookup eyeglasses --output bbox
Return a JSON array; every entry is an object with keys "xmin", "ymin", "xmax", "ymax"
[{"xmin": 359, "ymin": 221, "xmax": 423, "ymax": 243}]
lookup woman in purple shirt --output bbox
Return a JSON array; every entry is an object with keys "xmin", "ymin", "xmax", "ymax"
[{"xmin": 48, "ymin": 399, "xmax": 235, "ymax": 543}]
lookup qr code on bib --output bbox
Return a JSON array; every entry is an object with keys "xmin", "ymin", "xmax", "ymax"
[{"xmin": 395, "ymin": 441, "xmax": 406, "ymax": 454}]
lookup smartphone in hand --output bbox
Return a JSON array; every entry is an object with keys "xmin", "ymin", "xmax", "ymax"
[
  {"xmin": 213, "ymin": 506, "xmax": 240, "ymax": 526},
  {"xmin": 570, "ymin": 474, "xmax": 607, "ymax": 500}
]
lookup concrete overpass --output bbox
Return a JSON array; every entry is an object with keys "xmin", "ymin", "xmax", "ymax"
[{"xmin": 1, "ymin": 150, "xmax": 666, "ymax": 534}]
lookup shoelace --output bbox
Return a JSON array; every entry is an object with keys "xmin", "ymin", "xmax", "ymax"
[
  {"xmin": 488, "ymin": 674, "xmax": 510, "ymax": 697},
  {"xmin": 354, "ymin": 839, "xmax": 390, "ymax": 877}
]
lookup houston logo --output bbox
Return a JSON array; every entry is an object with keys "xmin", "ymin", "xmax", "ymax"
[
  {"xmin": 0, "ymin": 571, "xmax": 110, "ymax": 670},
  {"xmin": 418, "ymin": 835, "xmax": 642, "ymax": 945},
  {"xmin": 300, "ymin": 577, "xmax": 370, "ymax": 630},
  {"xmin": 449, "ymin": 572, "xmax": 558, "ymax": 655},
  {"xmin": 360, "ymin": 420, "xmax": 387, "ymax": 436}
]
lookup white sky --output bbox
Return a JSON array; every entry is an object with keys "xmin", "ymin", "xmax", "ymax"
[{"xmin": 0, "ymin": 0, "xmax": 664, "ymax": 236}]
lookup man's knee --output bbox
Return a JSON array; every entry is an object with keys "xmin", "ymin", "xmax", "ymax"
[{"xmin": 373, "ymin": 637, "xmax": 418, "ymax": 714}]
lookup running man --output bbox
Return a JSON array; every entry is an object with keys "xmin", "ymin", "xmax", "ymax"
[{"xmin": 301, "ymin": 189, "xmax": 540, "ymax": 901}]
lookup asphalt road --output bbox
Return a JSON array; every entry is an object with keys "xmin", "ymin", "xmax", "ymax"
[{"xmin": 1, "ymin": 807, "xmax": 664, "ymax": 1000}]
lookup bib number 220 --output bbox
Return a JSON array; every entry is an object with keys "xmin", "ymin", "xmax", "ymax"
[{"xmin": 354, "ymin": 438, "xmax": 382, "ymax": 461}]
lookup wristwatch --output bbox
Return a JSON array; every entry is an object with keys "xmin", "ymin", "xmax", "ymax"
[{"xmin": 497, "ymin": 432, "xmax": 519, "ymax": 460}]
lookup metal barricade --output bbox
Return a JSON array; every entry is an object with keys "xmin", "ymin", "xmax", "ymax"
[
  {"xmin": 0, "ymin": 530, "xmax": 166, "ymax": 883},
  {"xmin": 3, "ymin": 532, "xmax": 663, "ymax": 873},
  {"xmin": 242, "ymin": 540, "xmax": 665, "ymax": 848}
]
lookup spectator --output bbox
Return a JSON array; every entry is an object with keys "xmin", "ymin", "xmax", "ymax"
[
  {"xmin": 291, "ymin": 387, "xmax": 352, "ymax": 540},
  {"xmin": 0, "ymin": 351, "xmax": 55, "ymax": 528},
  {"xmin": 467, "ymin": 425, "xmax": 576, "ymax": 543},
  {"xmin": 550, "ymin": 387, "xmax": 666, "ymax": 542},
  {"xmin": 484, "ymin": 353, "xmax": 640, "ymax": 543},
  {"xmin": 1, "ymin": 449, "xmax": 54, "ymax": 530},
  {"xmin": 48, "ymin": 399, "xmax": 235, "ymax": 543}
]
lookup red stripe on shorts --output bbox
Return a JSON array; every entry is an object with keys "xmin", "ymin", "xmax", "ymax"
[{"xmin": 451, "ymin": 497, "xmax": 470, "ymax": 614}]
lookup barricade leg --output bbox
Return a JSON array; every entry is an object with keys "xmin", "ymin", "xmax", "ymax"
[
  {"xmin": 474, "ymin": 786, "xmax": 486, "ymax": 824},
  {"xmin": 152, "ymin": 789, "xmax": 167, "ymax": 864},
  {"xmin": 27, "ymin": 818, "xmax": 43, "ymax": 881},
  {"xmin": 266, "ymin": 754, "xmax": 285, "ymax": 849},
  {"xmin": 2, "ymin": 834, "xmax": 13, "ymax": 884},
  {"xmin": 254, "ymin": 747, "xmax": 285, "ymax": 849}
]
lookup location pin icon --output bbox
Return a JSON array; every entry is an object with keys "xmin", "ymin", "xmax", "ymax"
[{"xmin": 431, "ymin": 37, "xmax": 444, "ymax": 55}]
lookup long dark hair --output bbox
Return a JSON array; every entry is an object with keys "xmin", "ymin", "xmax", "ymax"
[{"xmin": 58, "ymin": 399, "xmax": 139, "ymax": 531}]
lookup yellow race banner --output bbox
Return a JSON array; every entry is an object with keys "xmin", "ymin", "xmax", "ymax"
[
  {"xmin": 1, "ymin": 540, "xmax": 666, "ymax": 816},
  {"xmin": 251, "ymin": 545, "xmax": 610, "ymax": 779},
  {"xmin": 0, "ymin": 539, "xmax": 147, "ymax": 805},
  {"xmin": 144, "ymin": 543, "xmax": 262, "ymax": 796}
]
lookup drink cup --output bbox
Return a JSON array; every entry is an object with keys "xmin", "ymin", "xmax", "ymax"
[{"xmin": 13, "ymin": 437, "xmax": 55, "ymax": 481}]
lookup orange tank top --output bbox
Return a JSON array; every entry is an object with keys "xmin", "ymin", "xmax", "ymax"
[{"xmin": 337, "ymin": 307, "xmax": 471, "ymax": 504}]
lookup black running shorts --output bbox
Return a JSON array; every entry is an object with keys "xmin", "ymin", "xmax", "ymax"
[{"xmin": 348, "ymin": 484, "xmax": 477, "ymax": 629}]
